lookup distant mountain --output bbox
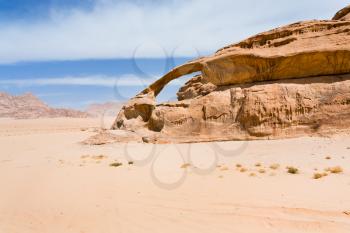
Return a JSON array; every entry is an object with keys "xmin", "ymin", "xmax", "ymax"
[
  {"xmin": 0, "ymin": 92, "xmax": 88, "ymax": 119},
  {"xmin": 85, "ymin": 101, "xmax": 123, "ymax": 118}
]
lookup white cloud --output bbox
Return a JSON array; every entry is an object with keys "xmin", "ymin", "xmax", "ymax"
[
  {"xmin": 0, "ymin": 0, "xmax": 348, "ymax": 63},
  {"xmin": 0, "ymin": 74, "xmax": 185, "ymax": 87}
]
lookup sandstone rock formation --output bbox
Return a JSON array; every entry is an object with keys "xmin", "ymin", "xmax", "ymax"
[
  {"xmin": 111, "ymin": 5, "xmax": 350, "ymax": 143},
  {"xmin": 0, "ymin": 92, "xmax": 88, "ymax": 119}
]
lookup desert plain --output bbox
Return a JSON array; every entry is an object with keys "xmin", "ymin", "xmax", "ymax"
[{"xmin": 0, "ymin": 117, "xmax": 349, "ymax": 233}]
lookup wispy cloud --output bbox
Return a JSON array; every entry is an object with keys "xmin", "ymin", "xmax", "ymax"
[
  {"xmin": 0, "ymin": 0, "xmax": 348, "ymax": 63},
  {"xmin": 0, "ymin": 74, "xmax": 184, "ymax": 87}
]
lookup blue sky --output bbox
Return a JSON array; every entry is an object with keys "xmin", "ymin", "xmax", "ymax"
[{"xmin": 0, "ymin": 0, "xmax": 349, "ymax": 109}]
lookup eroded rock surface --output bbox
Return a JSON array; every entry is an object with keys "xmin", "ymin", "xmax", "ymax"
[
  {"xmin": 111, "ymin": 5, "xmax": 350, "ymax": 143},
  {"xmin": 148, "ymin": 75, "xmax": 350, "ymax": 141}
]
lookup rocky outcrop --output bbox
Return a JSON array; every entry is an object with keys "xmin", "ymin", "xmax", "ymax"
[
  {"xmin": 111, "ymin": 5, "xmax": 350, "ymax": 143},
  {"xmin": 146, "ymin": 74, "xmax": 350, "ymax": 141},
  {"xmin": 0, "ymin": 92, "xmax": 88, "ymax": 119}
]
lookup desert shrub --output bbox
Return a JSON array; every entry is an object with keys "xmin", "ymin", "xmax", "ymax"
[
  {"xmin": 325, "ymin": 166, "xmax": 343, "ymax": 174},
  {"xmin": 110, "ymin": 162, "xmax": 123, "ymax": 167},
  {"xmin": 269, "ymin": 163, "xmax": 280, "ymax": 170},
  {"xmin": 240, "ymin": 168, "xmax": 247, "ymax": 173},
  {"xmin": 313, "ymin": 173, "xmax": 323, "ymax": 179},
  {"xmin": 286, "ymin": 166, "xmax": 299, "ymax": 174}
]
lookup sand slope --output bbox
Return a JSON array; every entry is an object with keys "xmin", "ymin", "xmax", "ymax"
[{"xmin": 0, "ymin": 118, "xmax": 350, "ymax": 233}]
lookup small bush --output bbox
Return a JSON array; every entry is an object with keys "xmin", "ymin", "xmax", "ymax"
[
  {"xmin": 128, "ymin": 161, "xmax": 134, "ymax": 165},
  {"xmin": 313, "ymin": 173, "xmax": 323, "ymax": 179},
  {"xmin": 110, "ymin": 162, "xmax": 123, "ymax": 167},
  {"xmin": 255, "ymin": 163, "xmax": 262, "ymax": 167},
  {"xmin": 325, "ymin": 166, "xmax": 343, "ymax": 174},
  {"xmin": 181, "ymin": 163, "xmax": 191, "ymax": 169},
  {"xmin": 236, "ymin": 164, "xmax": 242, "ymax": 168},
  {"xmin": 269, "ymin": 163, "xmax": 280, "ymax": 170},
  {"xmin": 258, "ymin": 168, "xmax": 266, "ymax": 174},
  {"xmin": 92, "ymin": 155, "xmax": 107, "ymax": 160},
  {"xmin": 325, "ymin": 156, "xmax": 331, "ymax": 160},
  {"xmin": 240, "ymin": 168, "xmax": 247, "ymax": 173},
  {"xmin": 286, "ymin": 166, "xmax": 299, "ymax": 174}
]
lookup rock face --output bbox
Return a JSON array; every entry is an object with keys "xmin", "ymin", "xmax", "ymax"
[
  {"xmin": 0, "ymin": 92, "xmax": 88, "ymax": 119},
  {"xmin": 147, "ymin": 75, "xmax": 350, "ymax": 141},
  {"xmin": 112, "ymin": 5, "xmax": 350, "ymax": 142}
]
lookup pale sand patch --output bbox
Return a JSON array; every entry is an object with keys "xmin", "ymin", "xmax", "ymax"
[{"xmin": 0, "ymin": 118, "xmax": 350, "ymax": 233}]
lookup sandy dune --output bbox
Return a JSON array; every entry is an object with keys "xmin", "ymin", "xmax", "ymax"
[{"xmin": 0, "ymin": 117, "xmax": 350, "ymax": 233}]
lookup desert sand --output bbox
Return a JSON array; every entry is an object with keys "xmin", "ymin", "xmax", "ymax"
[{"xmin": 0, "ymin": 117, "xmax": 350, "ymax": 233}]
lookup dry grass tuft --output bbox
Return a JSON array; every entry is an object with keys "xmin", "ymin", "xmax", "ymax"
[
  {"xmin": 110, "ymin": 162, "xmax": 123, "ymax": 167},
  {"xmin": 240, "ymin": 168, "xmax": 247, "ymax": 173},
  {"xmin": 236, "ymin": 164, "xmax": 242, "ymax": 168},
  {"xmin": 220, "ymin": 166, "xmax": 229, "ymax": 171},
  {"xmin": 258, "ymin": 168, "xmax": 266, "ymax": 174},
  {"xmin": 181, "ymin": 163, "xmax": 191, "ymax": 169},
  {"xmin": 325, "ymin": 166, "xmax": 343, "ymax": 174},
  {"xmin": 269, "ymin": 163, "xmax": 280, "ymax": 170},
  {"xmin": 286, "ymin": 166, "xmax": 299, "ymax": 174},
  {"xmin": 313, "ymin": 173, "xmax": 323, "ymax": 179},
  {"xmin": 325, "ymin": 156, "xmax": 331, "ymax": 160},
  {"xmin": 255, "ymin": 163, "xmax": 262, "ymax": 167},
  {"xmin": 92, "ymin": 155, "xmax": 107, "ymax": 160},
  {"xmin": 249, "ymin": 172, "xmax": 256, "ymax": 177},
  {"xmin": 313, "ymin": 172, "xmax": 329, "ymax": 179}
]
